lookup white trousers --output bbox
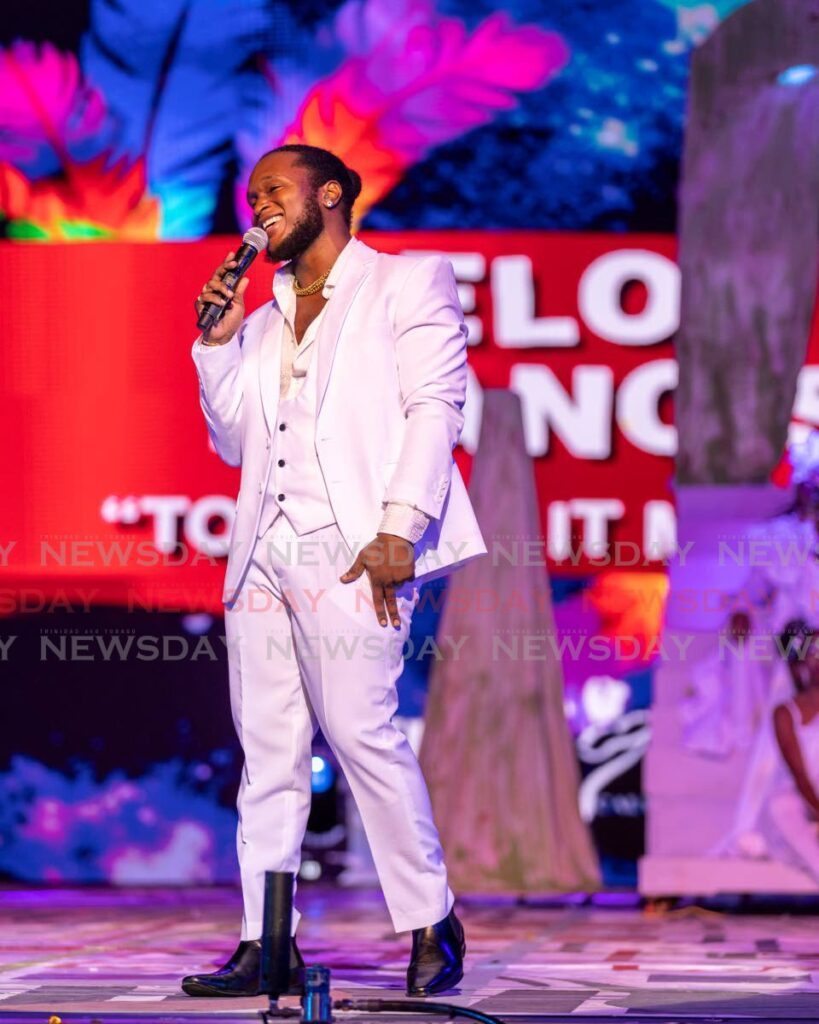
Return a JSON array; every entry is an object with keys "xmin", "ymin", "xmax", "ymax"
[{"xmin": 224, "ymin": 513, "xmax": 454, "ymax": 938}]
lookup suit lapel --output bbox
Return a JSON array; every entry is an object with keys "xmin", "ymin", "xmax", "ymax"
[
  {"xmin": 315, "ymin": 240, "xmax": 377, "ymax": 419},
  {"xmin": 257, "ymin": 239, "xmax": 377, "ymax": 435},
  {"xmin": 258, "ymin": 302, "xmax": 285, "ymax": 436}
]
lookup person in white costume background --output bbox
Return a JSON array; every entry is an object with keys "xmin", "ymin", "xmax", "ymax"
[
  {"xmin": 769, "ymin": 626, "xmax": 819, "ymax": 877},
  {"xmin": 711, "ymin": 616, "xmax": 819, "ymax": 881},
  {"xmin": 680, "ymin": 611, "xmax": 770, "ymax": 760},
  {"xmin": 180, "ymin": 145, "xmax": 485, "ymax": 999}
]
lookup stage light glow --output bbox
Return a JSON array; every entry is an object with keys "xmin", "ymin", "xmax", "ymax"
[
  {"xmin": 311, "ymin": 756, "xmax": 334, "ymax": 794},
  {"xmin": 777, "ymin": 65, "xmax": 818, "ymax": 86},
  {"xmin": 300, "ymin": 859, "xmax": 322, "ymax": 881},
  {"xmin": 181, "ymin": 613, "xmax": 213, "ymax": 636}
]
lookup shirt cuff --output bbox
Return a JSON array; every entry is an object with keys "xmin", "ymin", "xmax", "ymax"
[{"xmin": 378, "ymin": 502, "xmax": 430, "ymax": 544}]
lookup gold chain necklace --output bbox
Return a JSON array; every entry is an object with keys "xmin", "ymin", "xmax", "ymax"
[{"xmin": 293, "ymin": 268, "xmax": 331, "ymax": 297}]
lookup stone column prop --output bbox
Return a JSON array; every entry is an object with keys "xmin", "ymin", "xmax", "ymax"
[{"xmin": 420, "ymin": 389, "xmax": 600, "ymax": 892}]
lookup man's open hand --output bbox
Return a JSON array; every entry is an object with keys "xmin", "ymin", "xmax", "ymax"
[{"xmin": 340, "ymin": 534, "xmax": 415, "ymax": 627}]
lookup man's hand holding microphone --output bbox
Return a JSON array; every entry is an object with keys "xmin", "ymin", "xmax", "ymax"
[
  {"xmin": 195, "ymin": 226, "xmax": 268, "ymax": 345},
  {"xmin": 195, "ymin": 253, "xmax": 249, "ymax": 346}
]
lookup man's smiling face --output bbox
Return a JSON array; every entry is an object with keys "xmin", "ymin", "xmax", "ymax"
[{"xmin": 246, "ymin": 151, "xmax": 325, "ymax": 263}]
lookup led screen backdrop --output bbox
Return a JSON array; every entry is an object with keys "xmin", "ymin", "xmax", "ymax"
[
  {"xmin": 0, "ymin": 0, "xmax": 754, "ymax": 242},
  {"xmin": 1, "ymin": 0, "xmax": 767, "ymax": 885}
]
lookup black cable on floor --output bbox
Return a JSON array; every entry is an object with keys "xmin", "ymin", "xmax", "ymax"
[{"xmin": 334, "ymin": 997, "xmax": 506, "ymax": 1024}]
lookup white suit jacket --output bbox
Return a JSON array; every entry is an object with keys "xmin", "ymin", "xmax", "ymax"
[{"xmin": 192, "ymin": 237, "xmax": 487, "ymax": 605}]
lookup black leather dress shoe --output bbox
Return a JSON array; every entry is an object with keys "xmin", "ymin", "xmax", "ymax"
[
  {"xmin": 406, "ymin": 909, "xmax": 466, "ymax": 996},
  {"xmin": 181, "ymin": 937, "xmax": 305, "ymax": 997}
]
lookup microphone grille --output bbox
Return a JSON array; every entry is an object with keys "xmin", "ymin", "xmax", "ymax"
[{"xmin": 243, "ymin": 226, "xmax": 269, "ymax": 252}]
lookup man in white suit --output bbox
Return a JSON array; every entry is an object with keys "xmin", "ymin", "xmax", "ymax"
[{"xmin": 181, "ymin": 145, "xmax": 485, "ymax": 999}]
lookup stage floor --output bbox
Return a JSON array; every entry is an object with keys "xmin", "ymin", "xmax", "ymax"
[{"xmin": 2, "ymin": 886, "xmax": 819, "ymax": 1021}]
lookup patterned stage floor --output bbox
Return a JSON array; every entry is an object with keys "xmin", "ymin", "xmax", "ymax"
[{"xmin": 2, "ymin": 886, "xmax": 819, "ymax": 1021}]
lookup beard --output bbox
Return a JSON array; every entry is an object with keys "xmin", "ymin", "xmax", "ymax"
[{"xmin": 266, "ymin": 194, "xmax": 325, "ymax": 263}]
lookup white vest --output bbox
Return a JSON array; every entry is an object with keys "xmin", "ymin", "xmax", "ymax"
[{"xmin": 257, "ymin": 329, "xmax": 336, "ymax": 538}]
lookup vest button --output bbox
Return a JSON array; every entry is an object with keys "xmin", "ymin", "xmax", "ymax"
[
  {"xmin": 278, "ymin": 459, "xmax": 285, "ymax": 467},
  {"xmin": 279, "ymin": 422, "xmax": 286, "ymax": 431},
  {"xmin": 277, "ymin": 493, "xmax": 286, "ymax": 501}
]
